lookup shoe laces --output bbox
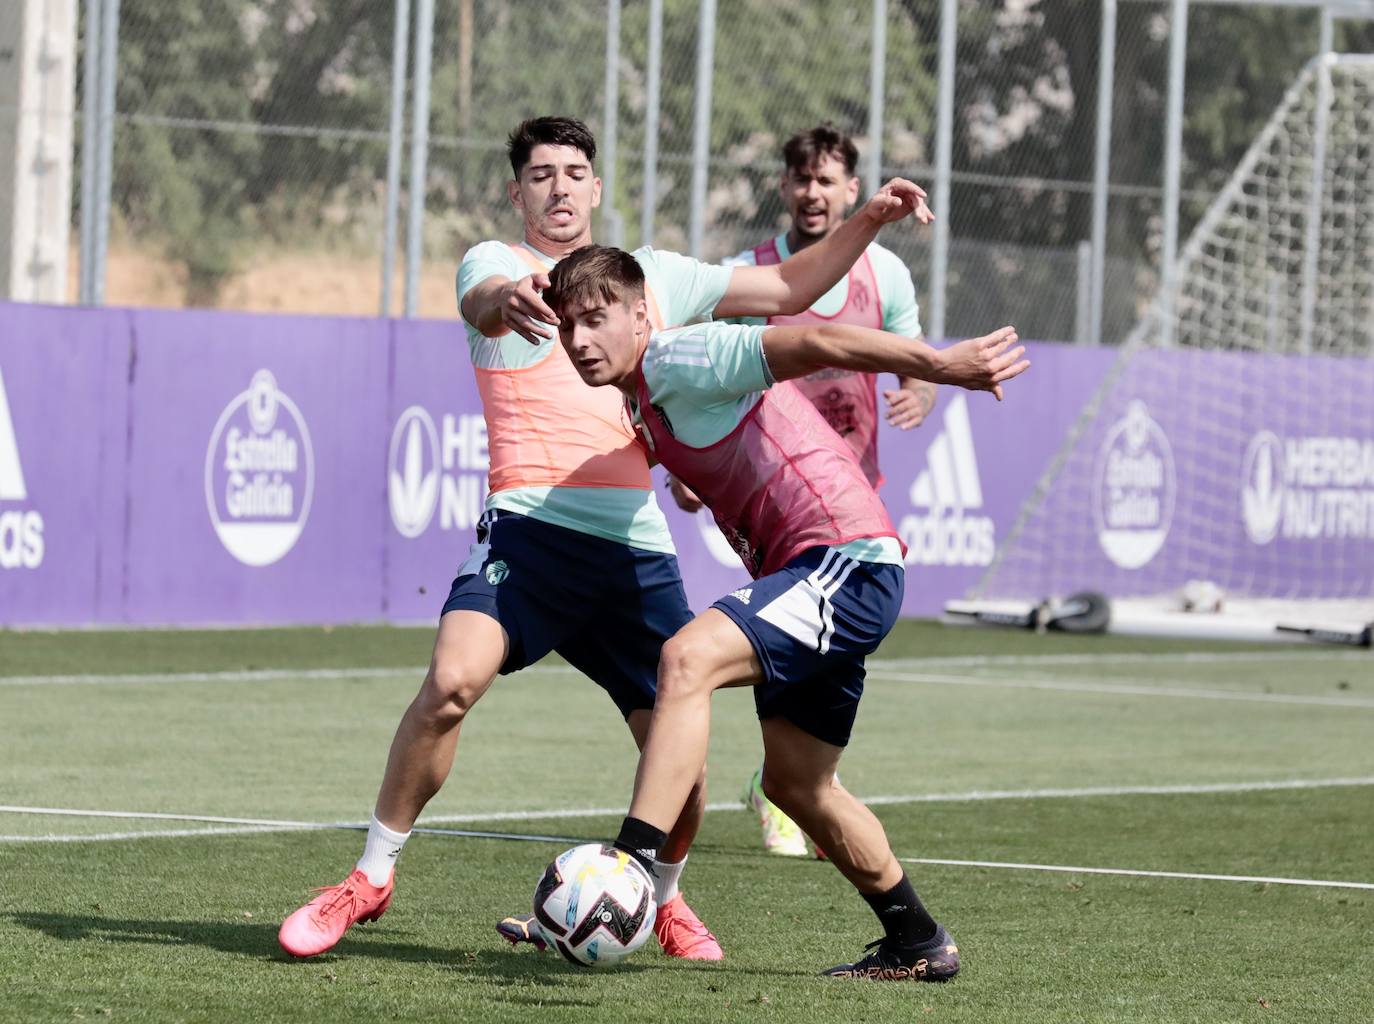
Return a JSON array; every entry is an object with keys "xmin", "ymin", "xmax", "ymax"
[
  {"xmin": 657, "ymin": 901, "xmax": 713, "ymax": 944},
  {"xmin": 851, "ymin": 937, "xmax": 893, "ymax": 969},
  {"xmin": 311, "ymin": 880, "xmax": 365, "ymax": 922}
]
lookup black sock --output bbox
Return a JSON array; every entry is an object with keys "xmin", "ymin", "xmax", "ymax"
[
  {"xmin": 861, "ymin": 875, "xmax": 938, "ymax": 949},
  {"xmin": 613, "ymin": 816, "xmax": 667, "ymax": 873}
]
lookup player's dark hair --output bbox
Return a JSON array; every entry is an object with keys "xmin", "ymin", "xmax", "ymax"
[
  {"xmin": 507, "ymin": 116, "xmax": 598, "ymax": 177},
  {"xmin": 545, "ymin": 245, "xmax": 645, "ymax": 315},
  {"xmin": 782, "ymin": 122, "xmax": 859, "ymax": 177}
]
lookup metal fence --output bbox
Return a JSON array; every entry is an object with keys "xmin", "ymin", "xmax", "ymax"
[{"xmin": 4, "ymin": 0, "xmax": 1371, "ymax": 342}]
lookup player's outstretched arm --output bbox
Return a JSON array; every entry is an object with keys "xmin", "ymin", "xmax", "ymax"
[
  {"xmin": 712, "ymin": 178, "xmax": 934, "ymax": 319},
  {"xmin": 763, "ymin": 324, "xmax": 1029, "ymax": 401},
  {"xmin": 459, "ymin": 272, "xmax": 560, "ymax": 344}
]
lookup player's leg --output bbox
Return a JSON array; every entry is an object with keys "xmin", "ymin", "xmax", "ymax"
[
  {"xmin": 622, "ymin": 608, "xmax": 763, "ymax": 836},
  {"xmin": 500, "ymin": 544, "xmax": 721, "ymax": 958},
  {"xmin": 625, "ymin": 710, "xmax": 705, "ymax": 862},
  {"xmin": 372, "ymin": 608, "xmax": 508, "ymax": 831},
  {"xmin": 281, "ymin": 512, "xmax": 567, "ymax": 958},
  {"xmin": 622, "ymin": 707, "xmax": 719, "ymax": 959},
  {"xmin": 278, "ymin": 609, "xmax": 506, "ymax": 957},
  {"xmin": 615, "ymin": 549, "xmax": 851, "ymax": 856},
  {"xmin": 605, "ymin": 549, "xmax": 711, "ymax": 866},
  {"xmin": 758, "ymin": 716, "xmax": 958, "ymax": 981},
  {"xmin": 756, "ymin": 717, "xmax": 896, "ymax": 888}
]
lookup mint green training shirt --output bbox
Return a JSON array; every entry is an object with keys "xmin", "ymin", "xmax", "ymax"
[{"xmin": 455, "ymin": 240, "xmax": 733, "ymax": 553}]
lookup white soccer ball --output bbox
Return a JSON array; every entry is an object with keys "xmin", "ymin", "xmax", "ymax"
[
  {"xmin": 532, "ymin": 844, "xmax": 657, "ymax": 967},
  {"xmin": 1179, "ymin": 579, "xmax": 1225, "ymax": 613}
]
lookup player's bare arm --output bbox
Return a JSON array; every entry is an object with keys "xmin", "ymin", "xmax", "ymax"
[
  {"xmin": 712, "ymin": 177, "xmax": 934, "ymax": 318},
  {"xmin": 459, "ymin": 272, "xmax": 560, "ymax": 344},
  {"xmin": 666, "ymin": 475, "xmax": 704, "ymax": 513},
  {"xmin": 763, "ymin": 323, "xmax": 1029, "ymax": 401}
]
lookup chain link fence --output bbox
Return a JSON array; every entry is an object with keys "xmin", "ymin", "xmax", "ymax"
[{"xmin": 8, "ymin": 0, "xmax": 1369, "ymax": 336}]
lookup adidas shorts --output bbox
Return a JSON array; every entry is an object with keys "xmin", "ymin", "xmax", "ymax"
[
  {"xmin": 711, "ymin": 546, "xmax": 905, "ymax": 748},
  {"xmin": 442, "ymin": 510, "xmax": 692, "ymax": 718}
]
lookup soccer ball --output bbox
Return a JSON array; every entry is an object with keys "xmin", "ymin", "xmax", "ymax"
[
  {"xmin": 1179, "ymin": 579, "xmax": 1225, "ymax": 613},
  {"xmin": 532, "ymin": 844, "xmax": 657, "ymax": 968}
]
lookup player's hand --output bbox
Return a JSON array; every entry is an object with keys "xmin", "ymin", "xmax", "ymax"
[
  {"xmin": 934, "ymin": 327, "xmax": 1029, "ymax": 401},
  {"xmin": 502, "ymin": 273, "xmax": 559, "ymax": 344},
  {"xmin": 666, "ymin": 475, "xmax": 704, "ymax": 513},
  {"xmin": 861, "ymin": 178, "xmax": 935, "ymax": 227},
  {"xmin": 883, "ymin": 379, "xmax": 938, "ymax": 429}
]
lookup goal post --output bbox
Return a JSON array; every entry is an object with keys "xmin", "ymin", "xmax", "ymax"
[{"xmin": 967, "ymin": 54, "xmax": 1374, "ymax": 643}]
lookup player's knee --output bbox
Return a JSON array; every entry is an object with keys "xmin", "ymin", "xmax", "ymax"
[
  {"xmin": 656, "ymin": 631, "xmax": 715, "ymax": 701},
  {"xmin": 422, "ymin": 660, "xmax": 487, "ymax": 725},
  {"xmin": 760, "ymin": 769, "xmax": 820, "ymax": 818}
]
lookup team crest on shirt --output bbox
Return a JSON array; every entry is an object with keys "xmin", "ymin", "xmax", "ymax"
[
  {"xmin": 850, "ymin": 278, "xmax": 873, "ymax": 312},
  {"xmin": 816, "ymin": 388, "xmax": 858, "ymax": 437},
  {"xmin": 722, "ymin": 524, "xmax": 761, "ymax": 576},
  {"xmin": 485, "ymin": 559, "xmax": 510, "ymax": 585}
]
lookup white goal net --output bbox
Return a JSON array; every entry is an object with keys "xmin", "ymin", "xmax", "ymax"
[{"xmin": 971, "ymin": 54, "xmax": 1374, "ymax": 637}]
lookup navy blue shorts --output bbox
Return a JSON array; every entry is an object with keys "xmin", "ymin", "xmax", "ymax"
[
  {"xmin": 712, "ymin": 546, "xmax": 905, "ymax": 748},
  {"xmin": 442, "ymin": 510, "xmax": 692, "ymax": 718}
]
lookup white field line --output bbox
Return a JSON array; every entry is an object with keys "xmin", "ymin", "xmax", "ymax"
[
  {"xmin": 878, "ymin": 650, "xmax": 1372, "ymax": 669},
  {"xmin": 3, "ymin": 807, "xmax": 1369, "ymax": 892},
  {"xmin": 8, "ymin": 662, "xmax": 1367, "ymax": 711},
  {"xmin": 4, "ymin": 776, "xmax": 1372, "ymax": 843},
  {"xmin": 0, "ymin": 825, "xmax": 309, "ymax": 842},
  {"xmin": 898, "ymin": 857, "xmax": 1374, "ymax": 892},
  {"xmin": 0, "ymin": 667, "xmax": 422, "ymax": 687},
  {"xmin": 867, "ymin": 668, "xmax": 1374, "ymax": 708},
  {"xmin": 1, "ymin": 648, "xmax": 1367, "ymax": 687}
]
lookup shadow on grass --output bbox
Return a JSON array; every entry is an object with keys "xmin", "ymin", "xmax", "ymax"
[{"xmin": 6, "ymin": 911, "xmax": 650, "ymax": 986}]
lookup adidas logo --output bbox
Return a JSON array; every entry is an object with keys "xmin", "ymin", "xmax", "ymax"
[
  {"xmin": 729, "ymin": 587, "xmax": 753, "ymax": 605},
  {"xmin": 0, "ymin": 366, "xmax": 26, "ymax": 502},
  {"xmin": 899, "ymin": 394, "xmax": 995, "ymax": 566},
  {"xmin": 0, "ymin": 365, "xmax": 45, "ymax": 570}
]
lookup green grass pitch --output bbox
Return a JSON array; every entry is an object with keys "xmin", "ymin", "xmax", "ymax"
[{"xmin": 2, "ymin": 622, "xmax": 1371, "ymax": 1023}]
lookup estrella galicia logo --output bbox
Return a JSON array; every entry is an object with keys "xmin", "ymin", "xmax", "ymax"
[
  {"xmin": 1241, "ymin": 431, "xmax": 1284, "ymax": 545},
  {"xmin": 389, "ymin": 406, "xmax": 440, "ymax": 538},
  {"xmin": 1093, "ymin": 400, "xmax": 1176, "ymax": 569},
  {"xmin": 485, "ymin": 559, "xmax": 509, "ymax": 585},
  {"xmin": 204, "ymin": 369, "xmax": 314, "ymax": 567}
]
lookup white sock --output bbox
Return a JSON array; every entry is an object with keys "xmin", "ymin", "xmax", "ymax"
[
  {"xmin": 356, "ymin": 812, "xmax": 410, "ymax": 887},
  {"xmin": 652, "ymin": 855, "xmax": 686, "ymax": 906}
]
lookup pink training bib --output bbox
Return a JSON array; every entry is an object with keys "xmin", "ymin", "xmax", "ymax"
[
  {"xmin": 752, "ymin": 238, "xmax": 886, "ymax": 488},
  {"xmin": 632, "ymin": 350, "xmax": 900, "ymax": 578}
]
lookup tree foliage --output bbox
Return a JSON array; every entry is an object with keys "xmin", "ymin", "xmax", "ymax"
[{"xmin": 102, "ymin": 0, "xmax": 1369, "ymax": 327}]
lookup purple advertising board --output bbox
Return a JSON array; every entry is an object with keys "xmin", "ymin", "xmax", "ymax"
[
  {"xmin": 119, "ymin": 308, "xmax": 392, "ymax": 624},
  {"xmin": 382, "ymin": 317, "xmax": 491, "ymax": 621},
  {"xmin": 976, "ymin": 347, "xmax": 1374, "ymax": 603},
  {"xmin": 2, "ymin": 300, "xmax": 1366, "ymax": 627},
  {"xmin": 0, "ymin": 303, "xmax": 132, "ymax": 624}
]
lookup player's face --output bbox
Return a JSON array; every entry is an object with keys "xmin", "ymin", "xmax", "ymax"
[
  {"xmin": 510, "ymin": 144, "xmax": 602, "ymax": 245},
  {"xmin": 781, "ymin": 152, "xmax": 860, "ymax": 240},
  {"xmin": 558, "ymin": 296, "xmax": 647, "ymax": 388}
]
